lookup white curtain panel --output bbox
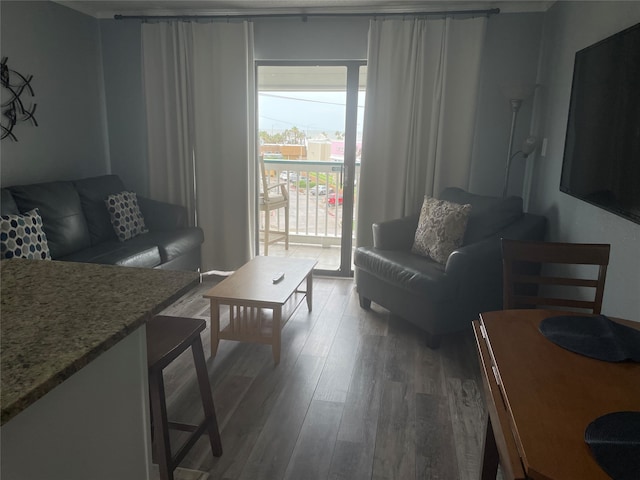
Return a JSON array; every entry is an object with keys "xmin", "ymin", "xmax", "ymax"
[
  {"xmin": 142, "ymin": 22, "xmax": 196, "ymax": 218},
  {"xmin": 142, "ymin": 21, "xmax": 256, "ymax": 271},
  {"xmin": 356, "ymin": 17, "xmax": 486, "ymax": 247}
]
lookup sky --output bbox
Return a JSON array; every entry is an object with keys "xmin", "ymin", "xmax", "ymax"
[{"xmin": 258, "ymin": 91, "xmax": 366, "ymax": 140}]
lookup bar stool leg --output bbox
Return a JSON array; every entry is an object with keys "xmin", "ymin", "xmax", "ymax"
[
  {"xmin": 191, "ymin": 337, "xmax": 223, "ymax": 457},
  {"xmin": 149, "ymin": 369, "xmax": 174, "ymax": 480}
]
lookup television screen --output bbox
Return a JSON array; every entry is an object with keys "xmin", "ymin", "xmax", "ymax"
[{"xmin": 560, "ymin": 22, "xmax": 640, "ymax": 225}]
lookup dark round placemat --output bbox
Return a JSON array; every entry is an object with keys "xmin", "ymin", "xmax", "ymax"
[
  {"xmin": 585, "ymin": 411, "xmax": 640, "ymax": 480},
  {"xmin": 539, "ymin": 315, "xmax": 640, "ymax": 362}
]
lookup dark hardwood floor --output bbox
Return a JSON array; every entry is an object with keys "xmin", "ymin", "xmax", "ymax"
[{"xmin": 158, "ymin": 275, "xmax": 488, "ymax": 480}]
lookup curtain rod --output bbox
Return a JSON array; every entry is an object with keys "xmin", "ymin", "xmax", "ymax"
[{"xmin": 114, "ymin": 8, "xmax": 499, "ymax": 21}]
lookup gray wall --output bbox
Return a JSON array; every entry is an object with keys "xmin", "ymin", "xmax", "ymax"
[
  {"xmin": 100, "ymin": 20, "xmax": 148, "ymax": 195},
  {"xmin": 253, "ymin": 17, "xmax": 369, "ymax": 60},
  {"xmin": 530, "ymin": 1, "xmax": 640, "ymax": 319},
  {"xmin": 0, "ymin": 1, "xmax": 109, "ymax": 187},
  {"xmin": 469, "ymin": 13, "xmax": 544, "ymax": 198}
]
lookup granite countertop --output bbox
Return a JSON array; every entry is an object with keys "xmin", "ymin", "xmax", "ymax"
[{"xmin": 0, "ymin": 258, "xmax": 199, "ymax": 425}]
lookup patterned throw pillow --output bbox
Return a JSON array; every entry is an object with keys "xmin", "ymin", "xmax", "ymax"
[
  {"xmin": 105, "ymin": 191, "xmax": 148, "ymax": 242},
  {"xmin": 0, "ymin": 208, "xmax": 52, "ymax": 260},
  {"xmin": 411, "ymin": 196, "xmax": 472, "ymax": 264}
]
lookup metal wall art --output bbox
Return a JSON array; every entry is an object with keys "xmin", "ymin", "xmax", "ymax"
[{"xmin": 1, "ymin": 57, "xmax": 38, "ymax": 141}]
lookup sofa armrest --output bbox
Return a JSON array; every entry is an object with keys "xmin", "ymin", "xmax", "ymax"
[
  {"xmin": 138, "ymin": 197, "xmax": 188, "ymax": 230},
  {"xmin": 446, "ymin": 213, "xmax": 547, "ymax": 277},
  {"xmin": 372, "ymin": 214, "xmax": 419, "ymax": 250},
  {"xmin": 444, "ymin": 212, "xmax": 548, "ymax": 314},
  {"xmin": 446, "ymin": 236, "xmax": 502, "ymax": 281}
]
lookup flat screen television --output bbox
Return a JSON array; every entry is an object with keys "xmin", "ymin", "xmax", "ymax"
[{"xmin": 560, "ymin": 22, "xmax": 640, "ymax": 225}]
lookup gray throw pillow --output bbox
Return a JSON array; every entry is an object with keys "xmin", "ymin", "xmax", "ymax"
[{"xmin": 105, "ymin": 191, "xmax": 148, "ymax": 242}]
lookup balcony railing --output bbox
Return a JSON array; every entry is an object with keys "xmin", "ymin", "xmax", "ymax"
[{"xmin": 262, "ymin": 159, "xmax": 360, "ymax": 247}]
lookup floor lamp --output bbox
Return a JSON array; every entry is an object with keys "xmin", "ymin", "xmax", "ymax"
[
  {"xmin": 501, "ymin": 85, "xmax": 537, "ymax": 197},
  {"xmin": 503, "ymin": 134, "xmax": 538, "ymax": 197}
]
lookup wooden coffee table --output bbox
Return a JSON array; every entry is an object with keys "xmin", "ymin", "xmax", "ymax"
[{"xmin": 203, "ymin": 256, "xmax": 317, "ymax": 364}]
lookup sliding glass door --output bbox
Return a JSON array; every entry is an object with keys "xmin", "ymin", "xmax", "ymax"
[{"xmin": 256, "ymin": 61, "xmax": 366, "ymax": 276}]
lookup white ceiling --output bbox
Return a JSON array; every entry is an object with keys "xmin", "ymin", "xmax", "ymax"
[{"xmin": 54, "ymin": 1, "xmax": 553, "ymax": 19}]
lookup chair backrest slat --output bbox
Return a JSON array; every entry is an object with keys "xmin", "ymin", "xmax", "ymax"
[
  {"xmin": 511, "ymin": 273, "xmax": 600, "ymax": 288},
  {"xmin": 259, "ymin": 155, "xmax": 269, "ymax": 197},
  {"xmin": 259, "ymin": 155, "xmax": 288, "ymax": 205},
  {"xmin": 501, "ymin": 239, "xmax": 610, "ymax": 314},
  {"xmin": 511, "ymin": 295, "xmax": 600, "ymax": 311}
]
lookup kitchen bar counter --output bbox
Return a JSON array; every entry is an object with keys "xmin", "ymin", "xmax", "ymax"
[
  {"xmin": 1, "ymin": 259, "xmax": 200, "ymax": 480},
  {"xmin": 1, "ymin": 258, "xmax": 199, "ymax": 424}
]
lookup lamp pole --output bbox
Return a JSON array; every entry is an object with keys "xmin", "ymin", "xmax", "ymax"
[{"xmin": 502, "ymin": 99, "xmax": 523, "ymax": 197}]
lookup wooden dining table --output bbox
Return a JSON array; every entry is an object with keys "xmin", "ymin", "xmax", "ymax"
[{"xmin": 473, "ymin": 309, "xmax": 640, "ymax": 480}]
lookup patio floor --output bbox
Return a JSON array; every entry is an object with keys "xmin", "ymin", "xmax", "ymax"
[{"xmin": 258, "ymin": 240, "xmax": 353, "ymax": 273}]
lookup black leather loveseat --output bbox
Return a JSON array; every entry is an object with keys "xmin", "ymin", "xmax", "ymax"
[
  {"xmin": 1, "ymin": 175, "xmax": 203, "ymax": 271},
  {"xmin": 354, "ymin": 188, "xmax": 547, "ymax": 347}
]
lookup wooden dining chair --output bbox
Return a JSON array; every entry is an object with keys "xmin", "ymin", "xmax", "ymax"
[
  {"xmin": 501, "ymin": 239, "xmax": 610, "ymax": 314},
  {"xmin": 258, "ymin": 155, "xmax": 289, "ymax": 255}
]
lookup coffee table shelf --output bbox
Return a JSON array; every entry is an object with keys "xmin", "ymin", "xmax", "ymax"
[{"xmin": 204, "ymin": 257, "xmax": 316, "ymax": 364}]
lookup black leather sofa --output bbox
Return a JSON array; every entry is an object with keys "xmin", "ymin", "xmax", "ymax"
[
  {"xmin": 1, "ymin": 175, "xmax": 203, "ymax": 271},
  {"xmin": 354, "ymin": 188, "xmax": 547, "ymax": 347}
]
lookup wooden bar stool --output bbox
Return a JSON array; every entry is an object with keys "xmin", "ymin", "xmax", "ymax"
[{"xmin": 146, "ymin": 315, "xmax": 223, "ymax": 480}]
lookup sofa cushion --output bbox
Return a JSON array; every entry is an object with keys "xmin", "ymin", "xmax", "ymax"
[
  {"xmin": 124, "ymin": 228, "xmax": 204, "ymax": 263},
  {"xmin": 412, "ymin": 196, "xmax": 471, "ymax": 264},
  {"xmin": 1, "ymin": 189, "xmax": 19, "ymax": 215},
  {"xmin": 105, "ymin": 191, "xmax": 148, "ymax": 241},
  {"xmin": 73, "ymin": 175, "xmax": 126, "ymax": 245},
  {"xmin": 8, "ymin": 181, "xmax": 91, "ymax": 259},
  {"xmin": 59, "ymin": 242, "xmax": 161, "ymax": 268},
  {"xmin": 137, "ymin": 196, "xmax": 188, "ymax": 230},
  {"xmin": 1, "ymin": 208, "xmax": 51, "ymax": 260},
  {"xmin": 439, "ymin": 187, "xmax": 523, "ymax": 245},
  {"xmin": 354, "ymin": 247, "xmax": 453, "ymax": 301}
]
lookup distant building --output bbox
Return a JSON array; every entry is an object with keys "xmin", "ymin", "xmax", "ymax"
[
  {"xmin": 260, "ymin": 144, "xmax": 306, "ymax": 159},
  {"xmin": 260, "ymin": 141, "xmax": 361, "ymax": 162},
  {"xmin": 307, "ymin": 140, "xmax": 332, "ymax": 161},
  {"xmin": 331, "ymin": 140, "xmax": 362, "ymax": 161}
]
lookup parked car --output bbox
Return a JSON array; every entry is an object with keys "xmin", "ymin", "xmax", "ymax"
[
  {"xmin": 310, "ymin": 185, "xmax": 327, "ymax": 195},
  {"xmin": 328, "ymin": 193, "xmax": 343, "ymax": 206},
  {"xmin": 279, "ymin": 171, "xmax": 297, "ymax": 182}
]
